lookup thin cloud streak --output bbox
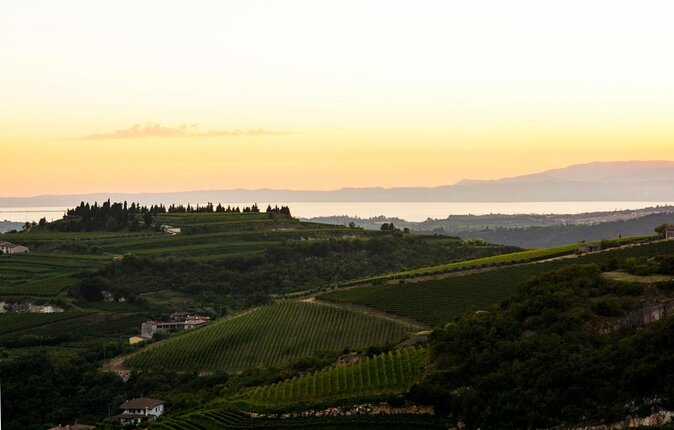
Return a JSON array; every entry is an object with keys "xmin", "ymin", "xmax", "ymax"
[{"xmin": 79, "ymin": 122, "xmax": 291, "ymax": 140}]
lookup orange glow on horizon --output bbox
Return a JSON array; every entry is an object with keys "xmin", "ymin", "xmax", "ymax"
[{"xmin": 2, "ymin": 1, "xmax": 674, "ymax": 197}]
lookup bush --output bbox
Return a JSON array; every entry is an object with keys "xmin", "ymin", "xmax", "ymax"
[{"xmin": 591, "ymin": 299, "xmax": 623, "ymax": 317}]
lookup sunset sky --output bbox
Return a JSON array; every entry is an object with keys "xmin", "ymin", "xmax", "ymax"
[{"xmin": 2, "ymin": 0, "xmax": 674, "ymax": 197}]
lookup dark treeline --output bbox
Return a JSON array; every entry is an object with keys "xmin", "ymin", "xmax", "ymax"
[
  {"xmin": 167, "ymin": 203, "xmax": 263, "ymax": 213},
  {"xmin": 51, "ymin": 200, "xmax": 164, "ymax": 232},
  {"xmin": 265, "ymin": 204, "xmax": 291, "ymax": 216}
]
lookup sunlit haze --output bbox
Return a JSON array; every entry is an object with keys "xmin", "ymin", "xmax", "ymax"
[{"xmin": 2, "ymin": 0, "xmax": 674, "ymax": 197}]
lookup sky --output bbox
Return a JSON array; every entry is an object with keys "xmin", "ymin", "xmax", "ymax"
[{"xmin": 2, "ymin": 0, "xmax": 674, "ymax": 197}]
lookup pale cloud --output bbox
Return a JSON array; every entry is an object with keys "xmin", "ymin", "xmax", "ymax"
[{"xmin": 80, "ymin": 122, "xmax": 290, "ymax": 140}]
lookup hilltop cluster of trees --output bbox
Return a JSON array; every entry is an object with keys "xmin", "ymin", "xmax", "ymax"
[
  {"xmin": 45, "ymin": 201, "xmax": 294, "ymax": 232},
  {"xmin": 411, "ymin": 263, "xmax": 674, "ymax": 429},
  {"xmin": 167, "ymin": 203, "xmax": 261, "ymax": 213},
  {"xmin": 50, "ymin": 200, "xmax": 164, "ymax": 232},
  {"xmin": 265, "ymin": 204, "xmax": 291, "ymax": 216}
]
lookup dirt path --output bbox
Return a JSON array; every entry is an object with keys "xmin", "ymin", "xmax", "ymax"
[{"xmin": 302, "ymin": 296, "xmax": 428, "ymax": 330}]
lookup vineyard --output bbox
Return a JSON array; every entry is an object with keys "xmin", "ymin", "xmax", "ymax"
[
  {"xmin": 150, "ymin": 409, "xmax": 449, "ymax": 429},
  {"xmin": 237, "ymin": 347, "xmax": 429, "ymax": 407},
  {"xmin": 320, "ymin": 239, "xmax": 674, "ymax": 326},
  {"xmin": 320, "ymin": 264, "xmax": 549, "ymax": 326},
  {"xmin": 335, "ymin": 235, "xmax": 656, "ymax": 287},
  {"xmin": 126, "ymin": 301, "xmax": 414, "ymax": 372},
  {"xmin": 0, "ymin": 312, "xmax": 87, "ymax": 336}
]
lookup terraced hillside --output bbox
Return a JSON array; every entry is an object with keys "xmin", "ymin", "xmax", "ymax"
[
  {"xmin": 320, "ymin": 239, "xmax": 674, "ymax": 326},
  {"xmin": 237, "ymin": 347, "xmax": 430, "ymax": 407},
  {"xmin": 126, "ymin": 301, "xmax": 415, "ymax": 372},
  {"xmin": 151, "ymin": 409, "xmax": 449, "ymax": 430},
  {"xmin": 335, "ymin": 235, "xmax": 652, "ymax": 287}
]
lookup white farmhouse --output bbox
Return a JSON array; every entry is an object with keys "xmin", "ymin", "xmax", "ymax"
[
  {"xmin": 0, "ymin": 241, "xmax": 29, "ymax": 254},
  {"xmin": 113, "ymin": 397, "xmax": 165, "ymax": 425}
]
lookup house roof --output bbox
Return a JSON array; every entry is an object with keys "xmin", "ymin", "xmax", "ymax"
[
  {"xmin": 119, "ymin": 397, "xmax": 165, "ymax": 409},
  {"xmin": 0, "ymin": 241, "xmax": 26, "ymax": 249}
]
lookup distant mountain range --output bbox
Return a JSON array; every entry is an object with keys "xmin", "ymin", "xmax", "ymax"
[{"xmin": 3, "ymin": 160, "xmax": 674, "ymax": 207}]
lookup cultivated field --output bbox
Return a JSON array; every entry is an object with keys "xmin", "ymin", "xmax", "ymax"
[
  {"xmin": 320, "ymin": 239, "xmax": 674, "ymax": 326},
  {"xmin": 126, "ymin": 301, "xmax": 415, "ymax": 372},
  {"xmin": 237, "ymin": 347, "xmax": 430, "ymax": 407}
]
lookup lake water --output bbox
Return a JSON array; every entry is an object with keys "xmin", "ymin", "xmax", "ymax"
[{"xmin": 2, "ymin": 201, "xmax": 674, "ymax": 223}]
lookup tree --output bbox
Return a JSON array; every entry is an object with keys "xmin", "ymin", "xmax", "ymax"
[
  {"xmin": 129, "ymin": 218, "xmax": 141, "ymax": 232},
  {"xmin": 655, "ymin": 223, "xmax": 674, "ymax": 238},
  {"xmin": 143, "ymin": 212, "xmax": 153, "ymax": 228},
  {"xmin": 38, "ymin": 217, "xmax": 47, "ymax": 227},
  {"xmin": 380, "ymin": 223, "xmax": 396, "ymax": 232},
  {"xmin": 105, "ymin": 216, "xmax": 119, "ymax": 232}
]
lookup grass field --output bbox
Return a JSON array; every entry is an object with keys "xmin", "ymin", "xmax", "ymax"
[
  {"xmin": 126, "ymin": 301, "xmax": 414, "ymax": 372},
  {"xmin": 237, "ymin": 347, "xmax": 430, "ymax": 407},
  {"xmin": 320, "ymin": 239, "xmax": 674, "ymax": 326}
]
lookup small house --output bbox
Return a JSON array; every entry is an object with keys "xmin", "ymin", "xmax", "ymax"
[
  {"xmin": 140, "ymin": 320, "xmax": 184, "ymax": 339},
  {"xmin": 140, "ymin": 315, "xmax": 210, "ymax": 339},
  {"xmin": 666, "ymin": 229, "xmax": 674, "ymax": 240},
  {"xmin": 161, "ymin": 225, "xmax": 181, "ymax": 235},
  {"xmin": 0, "ymin": 241, "xmax": 29, "ymax": 254},
  {"xmin": 112, "ymin": 397, "xmax": 165, "ymax": 425}
]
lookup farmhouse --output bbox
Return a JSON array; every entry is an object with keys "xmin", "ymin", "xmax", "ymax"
[
  {"xmin": 0, "ymin": 241, "xmax": 29, "ymax": 254},
  {"xmin": 161, "ymin": 225, "xmax": 181, "ymax": 235},
  {"xmin": 112, "ymin": 397, "xmax": 165, "ymax": 425},
  {"xmin": 666, "ymin": 229, "xmax": 674, "ymax": 240},
  {"xmin": 140, "ymin": 314, "xmax": 210, "ymax": 339}
]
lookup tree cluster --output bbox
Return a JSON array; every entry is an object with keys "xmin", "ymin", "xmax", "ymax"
[
  {"xmin": 50, "ymin": 200, "xmax": 164, "ymax": 232},
  {"xmin": 265, "ymin": 204, "xmax": 291, "ymax": 216},
  {"xmin": 167, "ymin": 203, "xmax": 262, "ymax": 213}
]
